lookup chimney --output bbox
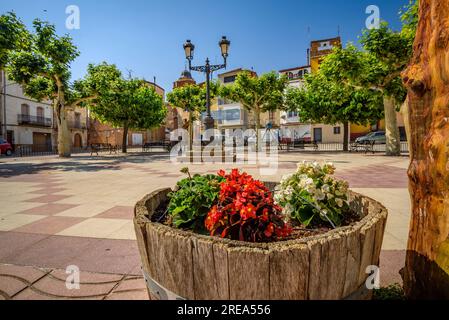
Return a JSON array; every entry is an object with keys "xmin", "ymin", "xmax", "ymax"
[{"xmin": 307, "ymin": 49, "xmax": 310, "ymax": 66}]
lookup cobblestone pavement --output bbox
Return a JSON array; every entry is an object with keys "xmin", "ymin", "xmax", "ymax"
[{"xmin": 0, "ymin": 151, "xmax": 411, "ymax": 299}]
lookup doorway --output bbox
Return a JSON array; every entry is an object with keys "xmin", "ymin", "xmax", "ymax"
[
  {"xmin": 73, "ymin": 133, "xmax": 82, "ymax": 149},
  {"xmin": 33, "ymin": 132, "xmax": 51, "ymax": 152},
  {"xmin": 313, "ymin": 128, "xmax": 323, "ymax": 143},
  {"xmin": 132, "ymin": 133, "xmax": 143, "ymax": 146}
]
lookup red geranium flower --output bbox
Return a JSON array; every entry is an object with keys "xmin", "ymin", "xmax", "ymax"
[{"xmin": 205, "ymin": 169, "xmax": 292, "ymax": 242}]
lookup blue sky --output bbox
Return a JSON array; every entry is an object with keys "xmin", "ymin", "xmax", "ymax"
[{"xmin": 2, "ymin": 0, "xmax": 409, "ymax": 93}]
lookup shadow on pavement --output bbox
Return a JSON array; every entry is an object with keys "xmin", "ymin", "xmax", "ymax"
[{"xmin": 0, "ymin": 153, "xmax": 170, "ymax": 178}]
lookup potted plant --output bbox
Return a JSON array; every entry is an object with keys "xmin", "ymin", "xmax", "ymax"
[{"xmin": 134, "ymin": 162, "xmax": 388, "ymax": 300}]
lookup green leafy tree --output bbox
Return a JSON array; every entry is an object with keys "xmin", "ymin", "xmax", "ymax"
[
  {"xmin": 0, "ymin": 12, "xmax": 30, "ymax": 70},
  {"xmin": 219, "ymin": 71, "xmax": 287, "ymax": 150},
  {"xmin": 86, "ymin": 66, "xmax": 167, "ymax": 153},
  {"xmin": 285, "ymin": 72, "xmax": 384, "ymax": 151},
  {"xmin": 318, "ymin": 1, "xmax": 417, "ymax": 156},
  {"xmin": 167, "ymin": 82, "xmax": 218, "ymax": 150},
  {"xmin": 318, "ymin": 41, "xmax": 405, "ymax": 155},
  {"xmin": 0, "ymin": 12, "xmax": 31, "ymax": 138},
  {"xmin": 400, "ymin": 0, "xmax": 419, "ymax": 43},
  {"xmin": 5, "ymin": 19, "xmax": 116, "ymax": 157}
]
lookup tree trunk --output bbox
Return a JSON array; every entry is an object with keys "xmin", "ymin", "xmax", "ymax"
[
  {"xmin": 189, "ymin": 112, "xmax": 193, "ymax": 162},
  {"xmin": 343, "ymin": 121, "xmax": 349, "ymax": 152},
  {"xmin": 122, "ymin": 122, "xmax": 129, "ymax": 153},
  {"xmin": 400, "ymin": 96, "xmax": 412, "ymax": 154},
  {"xmin": 254, "ymin": 108, "xmax": 260, "ymax": 152},
  {"xmin": 384, "ymin": 96, "xmax": 401, "ymax": 156},
  {"xmin": 401, "ymin": 0, "xmax": 449, "ymax": 299},
  {"xmin": 56, "ymin": 103, "xmax": 71, "ymax": 158}
]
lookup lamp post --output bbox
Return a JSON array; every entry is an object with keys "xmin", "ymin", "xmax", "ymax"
[{"xmin": 183, "ymin": 36, "xmax": 230, "ymax": 130}]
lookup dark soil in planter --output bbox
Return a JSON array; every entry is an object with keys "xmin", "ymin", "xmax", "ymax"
[
  {"xmin": 283, "ymin": 209, "xmax": 361, "ymax": 241},
  {"xmin": 150, "ymin": 198, "xmax": 362, "ymax": 242}
]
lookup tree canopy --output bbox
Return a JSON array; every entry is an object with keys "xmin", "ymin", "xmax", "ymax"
[
  {"xmin": 4, "ymin": 17, "xmax": 120, "ymax": 157},
  {"xmin": 285, "ymin": 71, "xmax": 384, "ymax": 150},
  {"xmin": 86, "ymin": 64, "xmax": 167, "ymax": 153},
  {"xmin": 0, "ymin": 12, "xmax": 30, "ymax": 69},
  {"xmin": 219, "ymin": 71, "xmax": 287, "ymax": 149},
  {"xmin": 302, "ymin": 1, "xmax": 418, "ymax": 156},
  {"xmin": 167, "ymin": 82, "xmax": 219, "ymax": 123}
]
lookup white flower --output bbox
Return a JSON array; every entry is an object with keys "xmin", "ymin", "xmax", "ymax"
[
  {"xmin": 314, "ymin": 189, "xmax": 325, "ymax": 201},
  {"xmin": 322, "ymin": 184, "xmax": 330, "ymax": 193},
  {"xmin": 299, "ymin": 177, "xmax": 314, "ymax": 188},
  {"xmin": 283, "ymin": 203, "xmax": 294, "ymax": 217},
  {"xmin": 336, "ymin": 198, "xmax": 344, "ymax": 208}
]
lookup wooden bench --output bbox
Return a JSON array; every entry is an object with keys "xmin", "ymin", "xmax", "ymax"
[
  {"xmin": 293, "ymin": 140, "xmax": 319, "ymax": 151},
  {"xmin": 90, "ymin": 144, "xmax": 118, "ymax": 156},
  {"xmin": 142, "ymin": 141, "xmax": 172, "ymax": 152},
  {"xmin": 349, "ymin": 141, "xmax": 375, "ymax": 154}
]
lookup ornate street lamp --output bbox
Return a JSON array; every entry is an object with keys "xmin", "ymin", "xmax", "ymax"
[{"xmin": 183, "ymin": 36, "xmax": 230, "ymax": 131}]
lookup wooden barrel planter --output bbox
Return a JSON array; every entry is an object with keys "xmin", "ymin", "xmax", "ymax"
[{"xmin": 134, "ymin": 184, "xmax": 388, "ymax": 300}]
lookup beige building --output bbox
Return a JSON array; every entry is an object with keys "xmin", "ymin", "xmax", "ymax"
[
  {"xmin": 279, "ymin": 65, "xmax": 312, "ymax": 141},
  {"xmin": 279, "ymin": 37, "xmax": 346, "ymax": 144},
  {"xmin": 215, "ymin": 68, "xmax": 280, "ymax": 133},
  {"xmin": 0, "ymin": 72, "xmax": 53, "ymax": 151},
  {"xmin": 54, "ymin": 107, "xmax": 89, "ymax": 151}
]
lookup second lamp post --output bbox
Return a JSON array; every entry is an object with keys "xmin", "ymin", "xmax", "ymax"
[{"xmin": 183, "ymin": 36, "xmax": 230, "ymax": 130}]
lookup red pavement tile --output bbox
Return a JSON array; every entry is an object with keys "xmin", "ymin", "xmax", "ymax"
[
  {"xmin": 95, "ymin": 206, "xmax": 134, "ymax": 220},
  {"xmin": 105, "ymin": 289, "xmax": 148, "ymax": 300},
  {"xmin": 13, "ymin": 287, "xmax": 103, "ymax": 300},
  {"xmin": 75, "ymin": 239, "xmax": 141, "ymax": 275},
  {"xmin": 31, "ymin": 271, "xmax": 117, "ymax": 298},
  {"xmin": 4, "ymin": 235, "xmax": 97, "ymax": 270},
  {"xmin": 2, "ymin": 234, "xmax": 141, "ymax": 276},
  {"xmin": 12, "ymin": 288, "xmax": 61, "ymax": 300},
  {"xmin": 12, "ymin": 216, "xmax": 85, "ymax": 235},
  {"xmin": 335, "ymin": 165, "xmax": 408, "ymax": 188},
  {"xmin": 24, "ymin": 194, "xmax": 71, "ymax": 204},
  {"xmin": 379, "ymin": 250, "xmax": 406, "ymax": 286},
  {"xmin": 29, "ymin": 188, "xmax": 67, "ymax": 195},
  {"xmin": 19, "ymin": 203, "xmax": 79, "ymax": 216},
  {"xmin": 0, "ymin": 264, "xmax": 48, "ymax": 283},
  {"xmin": 129, "ymin": 264, "xmax": 143, "ymax": 276},
  {"xmin": 0, "ymin": 232, "xmax": 49, "ymax": 261},
  {"xmin": 114, "ymin": 276, "xmax": 146, "ymax": 292},
  {"xmin": 49, "ymin": 269, "xmax": 123, "ymax": 284},
  {"xmin": 0, "ymin": 276, "xmax": 28, "ymax": 297}
]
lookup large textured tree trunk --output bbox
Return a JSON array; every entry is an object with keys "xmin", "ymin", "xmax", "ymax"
[
  {"xmin": 402, "ymin": 0, "xmax": 449, "ymax": 299},
  {"xmin": 384, "ymin": 96, "xmax": 401, "ymax": 156},
  {"xmin": 254, "ymin": 108, "xmax": 260, "ymax": 152},
  {"xmin": 343, "ymin": 121, "xmax": 349, "ymax": 152},
  {"xmin": 56, "ymin": 103, "xmax": 71, "ymax": 158},
  {"xmin": 400, "ymin": 96, "xmax": 412, "ymax": 154},
  {"xmin": 122, "ymin": 122, "xmax": 129, "ymax": 153}
]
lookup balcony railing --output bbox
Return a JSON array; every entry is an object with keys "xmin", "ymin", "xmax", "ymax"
[
  {"xmin": 17, "ymin": 114, "xmax": 52, "ymax": 127},
  {"xmin": 68, "ymin": 120, "xmax": 87, "ymax": 130}
]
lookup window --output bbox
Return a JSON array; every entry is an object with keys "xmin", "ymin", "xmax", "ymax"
[
  {"xmin": 223, "ymin": 75, "xmax": 236, "ymax": 83},
  {"xmin": 21, "ymin": 104, "xmax": 30, "ymax": 115},
  {"xmin": 224, "ymin": 109, "xmax": 241, "ymax": 121},
  {"xmin": 287, "ymin": 111, "xmax": 298, "ymax": 118},
  {"xmin": 75, "ymin": 112, "xmax": 81, "ymax": 128},
  {"xmin": 334, "ymin": 127, "xmax": 341, "ymax": 134},
  {"xmin": 36, "ymin": 107, "xmax": 44, "ymax": 118}
]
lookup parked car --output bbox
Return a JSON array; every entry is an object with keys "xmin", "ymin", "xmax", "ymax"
[
  {"xmin": 355, "ymin": 131, "xmax": 386, "ymax": 144},
  {"xmin": 0, "ymin": 139, "xmax": 13, "ymax": 156}
]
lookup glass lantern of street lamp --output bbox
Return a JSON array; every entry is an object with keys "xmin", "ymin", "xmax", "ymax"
[
  {"xmin": 183, "ymin": 40, "xmax": 195, "ymax": 61},
  {"xmin": 219, "ymin": 36, "xmax": 230, "ymax": 59}
]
